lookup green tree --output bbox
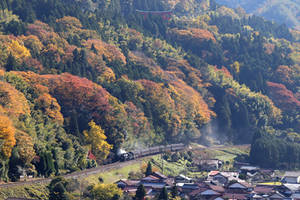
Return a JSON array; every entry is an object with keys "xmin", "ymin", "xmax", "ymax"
[
  {"xmin": 145, "ymin": 161, "xmax": 152, "ymax": 176},
  {"xmin": 4, "ymin": 53, "xmax": 17, "ymax": 71},
  {"xmin": 158, "ymin": 187, "xmax": 168, "ymax": 200},
  {"xmin": 135, "ymin": 184, "xmax": 146, "ymax": 200},
  {"xmin": 48, "ymin": 177, "xmax": 70, "ymax": 200}
]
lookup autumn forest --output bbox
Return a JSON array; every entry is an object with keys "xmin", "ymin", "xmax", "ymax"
[{"xmin": 0, "ymin": 0, "xmax": 299, "ymax": 181}]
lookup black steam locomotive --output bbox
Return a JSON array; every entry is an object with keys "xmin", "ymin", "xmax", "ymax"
[{"xmin": 118, "ymin": 143, "xmax": 185, "ymax": 162}]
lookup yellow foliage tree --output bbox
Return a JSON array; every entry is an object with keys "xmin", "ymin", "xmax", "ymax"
[
  {"xmin": 83, "ymin": 120, "xmax": 112, "ymax": 161},
  {"xmin": 0, "ymin": 115, "xmax": 16, "ymax": 159},
  {"xmin": 7, "ymin": 40, "xmax": 31, "ymax": 60},
  {"xmin": 0, "ymin": 9, "xmax": 19, "ymax": 24}
]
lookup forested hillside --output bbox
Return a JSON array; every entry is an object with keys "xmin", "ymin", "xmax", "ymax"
[
  {"xmin": 215, "ymin": 0, "xmax": 300, "ymax": 30},
  {"xmin": 0, "ymin": 0, "xmax": 299, "ymax": 181}
]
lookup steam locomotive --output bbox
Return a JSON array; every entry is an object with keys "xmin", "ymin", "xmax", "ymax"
[{"xmin": 118, "ymin": 143, "xmax": 185, "ymax": 162}]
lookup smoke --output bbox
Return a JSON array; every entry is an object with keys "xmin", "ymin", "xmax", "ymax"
[
  {"xmin": 117, "ymin": 148, "xmax": 127, "ymax": 156},
  {"xmin": 122, "ymin": 136, "xmax": 148, "ymax": 152},
  {"xmin": 200, "ymin": 119, "xmax": 227, "ymax": 146}
]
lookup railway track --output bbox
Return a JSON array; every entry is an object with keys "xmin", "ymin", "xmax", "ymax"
[
  {"xmin": 0, "ymin": 143, "xmax": 185, "ymax": 188},
  {"xmin": 0, "ymin": 158, "xmax": 143, "ymax": 188},
  {"xmin": 0, "ymin": 144, "xmax": 248, "ymax": 188}
]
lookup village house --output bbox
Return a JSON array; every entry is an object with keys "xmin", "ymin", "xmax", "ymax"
[
  {"xmin": 222, "ymin": 193, "xmax": 249, "ymax": 200},
  {"xmin": 175, "ymin": 174, "xmax": 193, "ymax": 183},
  {"xmin": 282, "ymin": 176, "xmax": 300, "ymax": 184},
  {"xmin": 116, "ymin": 172, "xmax": 174, "ymax": 198},
  {"xmin": 240, "ymin": 166, "xmax": 260, "ymax": 176},
  {"xmin": 276, "ymin": 183, "xmax": 300, "ymax": 197},
  {"xmin": 116, "ymin": 168, "xmax": 300, "ymax": 200},
  {"xmin": 268, "ymin": 191, "xmax": 287, "ymax": 200},
  {"xmin": 227, "ymin": 181, "xmax": 253, "ymax": 193},
  {"xmin": 249, "ymin": 169, "xmax": 275, "ymax": 183},
  {"xmin": 115, "ymin": 179, "xmax": 140, "ymax": 190},
  {"xmin": 189, "ymin": 183, "xmax": 225, "ymax": 200},
  {"xmin": 177, "ymin": 182, "xmax": 200, "ymax": 194},
  {"xmin": 282, "ymin": 172, "xmax": 300, "ymax": 184},
  {"xmin": 151, "ymin": 171, "xmax": 168, "ymax": 180},
  {"xmin": 207, "ymin": 171, "xmax": 240, "ymax": 186},
  {"xmin": 253, "ymin": 185, "xmax": 276, "ymax": 196},
  {"xmin": 234, "ymin": 161, "xmax": 251, "ymax": 169}
]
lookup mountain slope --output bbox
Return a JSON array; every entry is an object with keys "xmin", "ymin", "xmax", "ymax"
[
  {"xmin": 215, "ymin": 0, "xmax": 300, "ymax": 30},
  {"xmin": 0, "ymin": 0, "xmax": 299, "ymax": 182}
]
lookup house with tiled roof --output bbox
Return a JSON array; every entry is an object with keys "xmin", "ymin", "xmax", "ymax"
[
  {"xmin": 240, "ymin": 166, "xmax": 260, "ymax": 175},
  {"xmin": 222, "ymin": 192, "xmax": 249, "ymax": 200},
  {"xmin": 175, "ymin": 174, "xmax": 192, "ymax": 183},
  {"xmin": 253, "ymin": 185, "xmax": 275, "ymax": 196},
  {"xmin": 207, "ymin": 171, "xmax": 240, "ymax": 186},
  {"xmin": 282, "ymin": 176, "xmax": 300, "ymax": 184},
  {"xmin": 152, "ymin": 171, "xmax": 168, "ymax": 180},
  {"xmin": 116, "ymin": 172, "xmax": 175, "ymax": 199},
  {"xmin": 268, "ymin": 191, "xmax": 286, "ymax": 199},
  {"xmin": 188, "ymin": 182, "xmax": 225, "ymax": 199},
  {"xmin": 115, "ymin": 179, "xmax": 140, "ymax": 189},
  {"xmin": 177, "ymin": 182, "xmax": 200, "ymax": 193},
  {"xmin": 227, "ymin": 181, "xmax": 252, "ymax": 193}
]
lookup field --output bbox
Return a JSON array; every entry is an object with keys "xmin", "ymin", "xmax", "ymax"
[
  {"xmin": 83, "ymin": 161, "xmax": 144, "ymax": 184},
  {"xmin": 0, "ymin": 184, "xmax": 49, "ymax": 200},
  {"xmin": 149, "ymin": 144, "xmax": 250, "ymax": 178}
]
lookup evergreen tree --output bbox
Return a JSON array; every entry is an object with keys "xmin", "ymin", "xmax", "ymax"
[
  {"xmin": 145, "ymin": 161, "xmax": 152, "ymax": 176},
  {"xmin": 4, "ymin": 53, "xmax": 17, "ymax": 71},
  {"xmin": 158, "ymin": 187, "xmax": 168, "ymax": 200},
  {"xmin": 45, "ymin": 151, "xmax": 55, "ymax": 177},
  {"xmin": 135, "ymin": 184, "xmax": 146, "ymax": 200},
  {"xmin": 91, "ymin": 43, "xmax": 97, "ymax": 54}
]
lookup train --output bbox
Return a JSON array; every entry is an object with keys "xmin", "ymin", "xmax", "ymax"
[{"xmin": 118, "ymin": 143, "xmax": 185, "ymax": 162}]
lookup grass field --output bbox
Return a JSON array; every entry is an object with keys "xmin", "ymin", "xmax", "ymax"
[
  {"xmin": 0, "ymin": 184, "xmax": 49, "ymax": 200},
  {"xmin": 83, "ymin": 161, "xmax": 144, "ymax": 185}
]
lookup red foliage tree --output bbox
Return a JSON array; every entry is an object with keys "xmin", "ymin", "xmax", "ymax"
[{"xmin": 267, "ymin": 81, "xmax": 300, "ymax": 111}]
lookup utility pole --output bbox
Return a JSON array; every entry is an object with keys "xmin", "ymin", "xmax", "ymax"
[{"xmin": 161, "ymin": 152, "xmax": 164, "ymax": 174}]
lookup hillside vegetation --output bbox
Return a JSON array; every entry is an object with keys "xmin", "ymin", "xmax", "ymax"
[
  {"xmin": 215, "ymin": 0, "xmax": 300, "ymax": 30},
  {"xmin": 0, "ymin": 0, "xmax": 299, "ymax": 182}
]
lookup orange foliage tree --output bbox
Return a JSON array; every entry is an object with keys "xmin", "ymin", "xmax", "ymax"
[
  {"xmin": 36, "ymin": 93, "xmax": 64, "ymax": 125},
  {"xmin": 83, "ymin": 39, "xmax": 126, "ymax": 65},
  {"xmin": 15, "ymin": 130, "xmax": 35, "ymax": 166},
  {"xmin": 0, "ymin": 115, "xmax": 16, "ymax": 159},
  {"xmin": 14, "ymin": 72, "xmax": 128, "ymax": 148},
  {"xmin": 0, "ymin": 82, "xmax": 30, "ymax": 118}
]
